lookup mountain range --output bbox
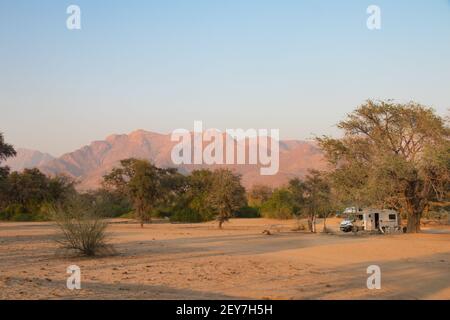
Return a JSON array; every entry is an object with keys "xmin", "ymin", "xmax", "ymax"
[
  {"xmin": 5, "ymin": 130, "xmax": 326, "ymax": 191},
  {"xmin": 4, "ymin": 148, "xmax": 55, "ymax": 172}
]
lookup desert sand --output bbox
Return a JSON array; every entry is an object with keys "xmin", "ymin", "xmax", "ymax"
[{"xmin": 0, "ymin": 218, "xmax": 449, "ymax": 300}]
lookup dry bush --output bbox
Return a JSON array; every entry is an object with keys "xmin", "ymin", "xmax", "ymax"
[
  {"xmin": 292, "ymin": 216, "xmax": 307, "ymax": 231},
  {"xmin": 53, "ymin": 197, "xmax": 114, "ymax": 256},
  {"xmin": 322, "ymin": 226, "xmax": 336, "ymax": 234}
]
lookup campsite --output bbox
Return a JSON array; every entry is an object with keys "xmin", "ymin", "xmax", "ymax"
[{"xmin": 1, "ymin": 2, "xmax": 449, "ymax": 303}]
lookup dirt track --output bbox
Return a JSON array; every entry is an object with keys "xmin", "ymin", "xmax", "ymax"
[{"xmin": 0, "ymin": 218, "xmax": 449, "ymax": 300}]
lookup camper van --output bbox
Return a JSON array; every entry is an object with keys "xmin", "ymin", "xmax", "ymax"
[{"xmin": 340, "ymin": 208, "xmax": 402, "ymax": 233}]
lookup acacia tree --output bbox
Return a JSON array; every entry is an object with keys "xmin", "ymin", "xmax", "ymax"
[
  {"xmin": 0, "ymin": 133, "xmax": 16, "ymax": 209},
  {"xmin": 289, "ymin": 170, "xmax": 332, "ymax": 233},
  {"xmin": 287, "ymin": 178, "xmax": 305, "ymax": 216},
  {"xmin": 207, "ymin": 169, "xmax": 247, "ymax": 229},
  {"xmin": 103, "ymin": 159, "xmax": 183, "ymax": 227},
  {"xmin": 318, "ymin": 100, "xmax": 450, "ymax": 233},
  {"xmin": 184, "ymin": 169, "xmax": 215, "ymax": 221},
  {"xmin": 0, "ymin": 132, "xmax": 16, "ymax": 178},
  {"xmin": 6, "ymin": 169, "xmax": 75, "ymax": 211},
  {"xmin": 248, "ymin": 185, "xmax": 273, "ymax": 207},
  {"xmin": 260, "ymin": 188, "xmax": 296, "ymax": 219}
]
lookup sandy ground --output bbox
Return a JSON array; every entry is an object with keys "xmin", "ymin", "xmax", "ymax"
[{"xmin": 0, "ymin": 218, "xmax": 449, "ymax": 300}]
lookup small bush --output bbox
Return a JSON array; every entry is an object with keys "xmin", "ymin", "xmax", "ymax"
[
  {"xmin": 170, "ymin": 207, "xmax": 204, "ymax": 223},
  {"xmin": 0, "ymin": 204, "xmax": 29, "ymax": 221},
  {"xmin": 53, "ymin": 197, "xmax": 112, "ymax": 256},
  {"xmin": 119, "ymin": 210, "xmax": 136, "ymax": 219},
  {"xmin": 0, "ymin": 203, "xmax": 55, "ymax": 221},
  {"xmin": 84, "ymin": 190, "xmax": 132, "ymax": 218},
  {"xmin": 260, "ymin": 189, "xmax": 295, "ymax": 219},
  {"xmin": 292, "ymin": 219, "xmax": 307, "ymax": 231},
  {"xmin": 0, "ymin": 211, "xmax": 7, "ymax": 221},
  {"xmin": 11, "ymin": 212, "xmax": 33, "ymax": 221},
  {"xmin": 261, "ymin": 206, "xmax": 293, "ymax": 219},
  {"xmin": 235, "ymin": 206, "xmax": 260, "ymax": 218}
]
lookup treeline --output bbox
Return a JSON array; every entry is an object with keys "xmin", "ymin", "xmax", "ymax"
[
  {"xmin": 0, "ymin": 134, "xmax": 333, "ymax": 230},
  {"xmin": 0, "ymin": 135, "xmax": 251, "ymax": 226},
  {"xmin": 0, "ymin": 168, "xmax": 75, "ymax": 221},
  {"xmin": 100, "ymin": 158, "xmax": 334, "ymax": 229},
  {"xmin": 0, "ymin": 167, "xmax": 132, "ymax": 221},
  {"xmin": 102, "ymin": 159, "xmax": 247, "ymax": 228},
  {"xmin": 250, "ymin": 170, "xmax": 335, "ymax": 232},
  {"xmin": 0, "ymin": 135, "xmax": 132, "ymax": 221}
]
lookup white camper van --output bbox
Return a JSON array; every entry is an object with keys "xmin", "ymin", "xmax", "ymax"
[{"xmin": 340, "ymin": 208, "xmax": 402, "ymax": 233}]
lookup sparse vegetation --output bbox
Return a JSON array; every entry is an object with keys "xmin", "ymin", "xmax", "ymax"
[
  {"xmin": 80, "ymin": 189, "xmax": 132, "ymax": 218},
  {"xmin": 248, "ymin": 185, "xmax": 273, "ymax": 207},
  {"xmin": 0, "ymin": 136, "xmax": 75, "ymax": 221},
  {"xmin": 260, "ymin": 188, "xmax": 296, "ymax": 219},
  {"xmin": 53, "ymin": 196, "xmax": 112, "ymax": 256},
  {"xmin": 298, "ymin": 170, "xmax": 333, "ymax": 233}
]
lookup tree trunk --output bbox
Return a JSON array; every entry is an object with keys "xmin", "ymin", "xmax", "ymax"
[
  {"xmin": 405, "ymin": 199, "xmax": 423, "ymax": 233},
  {"xmin": 218, "ymin": 220, "xmax": 223, "ymax": 229},
  {"xmin": 307, "ymin": 217, "xmax": 313, "ymax": 232},
  {"xmin": 308, "ymin": 215, "xmax": 316, "ymax": 233},
  {"xmin": 404, "ymin": 180, "xmax": 426, "ymax": 233},
  {"xmin": 406, "ymin": 210, "xmax": 421, "ymax": 233}
]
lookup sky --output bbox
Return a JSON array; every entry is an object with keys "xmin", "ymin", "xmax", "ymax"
[{"xmin": 1, "ymin": 0, "xmax": 450, "ymax": 156}]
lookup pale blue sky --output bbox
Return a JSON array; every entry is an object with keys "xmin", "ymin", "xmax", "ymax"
[{"xmin": 1, "ymin": 0, "xmax": 449, "ymax": 156}]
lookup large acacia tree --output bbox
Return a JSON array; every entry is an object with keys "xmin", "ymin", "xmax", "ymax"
[
  {"xmin": 318, "ymin": 100, "xmax": 450, "ymax": 233},
  {"xmin": 103, "ymin": 159, "xmax": 185, "ymax": 227}
]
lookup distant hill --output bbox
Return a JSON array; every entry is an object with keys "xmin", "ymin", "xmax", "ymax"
[
  {"xmin": 12, "ymin": 130, "xmax": 327, "ymax": 190},
  {"xmin": 4, "ymin": 148, "xmax": 54, "ymax": 172}
]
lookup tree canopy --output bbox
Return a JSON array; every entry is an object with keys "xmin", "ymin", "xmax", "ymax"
[
  {"xmin": 206, "ymin": 169, "xmax": 247, "ymax": 228},
  {"xmin": 0, "ymin": 132, "xmax": 16, "ymax": 179},
  {"xmin": 103, "ymin": 158, "xmax": 185, "ymax": 227}
]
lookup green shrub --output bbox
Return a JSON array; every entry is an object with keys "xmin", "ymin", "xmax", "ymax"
[
  {"xmin": 235, "ymin": 206, "xmax": 260, "ymax": 218},
  {"xmin": 80, "ymin": 190, "xmax": 132, "ymax": 218},
  {"xmin": 0, "ymin": 204, "xmax": 28, "ymax": 221},
  {"xmin": 0, "ymin": 211, "xmax": 8, "ymax": 220},
  {"xmin": 119, "ymin": 210, "xmax": 136, "ymax": 219},
  {"xmin": 0, "ymin": 209, "xmax": 12, "ymax": 221},
  {"xmin": 261, "ymin": 206, "xmax": 293, "ymax": 219},
  {"xmin": 260, "ymin": 189, "xmax": 295, "ymax": 219},
  {"xmin": 11, "ymin": 212, "xmax": 34, "ymax": 221},
  {"xmin": 0, "ymin": 203, "xmax": 55, "ymax": 221},
  {"xmin": 170, "ymin": 208, "xmax": 204, "ymax": 223},
  {"xmin": 34, "ymin": 202, "xmax": 55, "ymax": 221},
  {"xmin": 153, "ymin": 207, "xmax": 172, "ymax": 219}
]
